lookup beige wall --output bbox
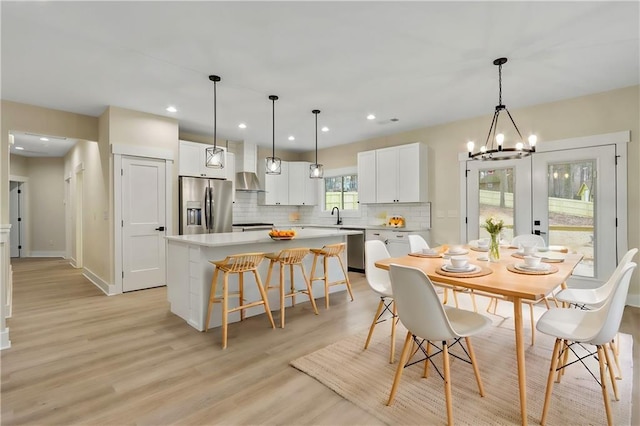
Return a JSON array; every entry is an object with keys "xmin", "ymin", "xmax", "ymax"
[
  {"xmin": 9, "ymin": 154, "xmax": 28, "ymax": 177},
  {"xmin": 25, "ymin": 157, "xmax": 66, "ymax": 253},
  {"xmin": 303, "ymin": 85, "xmax": 640, "ymax": 301}
]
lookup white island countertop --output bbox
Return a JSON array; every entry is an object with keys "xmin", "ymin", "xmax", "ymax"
[{"xmin": 165, "ymin": 228, "xmax": 362, "ymax": 248}]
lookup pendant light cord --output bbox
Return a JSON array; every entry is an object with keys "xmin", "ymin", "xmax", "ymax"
[
  {"xmin": 213, "ymin": 79, "xmax": 217, "ymax": 149},
  {"xmin": 313, "ymin": 109, "xmax": 320, "ymax": 164},
  {"xmin": 272, "ymin": 97, "xmax": 275, "ymax": 158}
]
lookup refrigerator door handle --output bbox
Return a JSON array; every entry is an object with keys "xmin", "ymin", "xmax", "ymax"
[
  {"xmin": 203, "ymin": 187, "xmax": 209, "ymax": 231},
  {"xmin": 206, "ymin": 187, "xmax": 214, "ymax": 231}
]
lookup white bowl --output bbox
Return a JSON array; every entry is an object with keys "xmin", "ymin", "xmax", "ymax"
[
  {"xmin": 450, "ymin": 256, "xmax": 469, "ymax": 268},
  {"xmin": 521, "ymin": 245, "xmax": 536, "ymax": 255},
  {"xmin": 477, "ymin": 239, "xmax": 489, "ymax": 248},
  {"xmin": 422, "ymin": 248, "xmax": 437, "ymax": 255},
  {"xmin": 524, "ymin": 255, "xmax": 542, "ymax": 267},
  {"xmin": 537, "ymin": 246, "xmax": 549, "ymax": 252},
  {"xmin": 448, "ymin": 245, "xmax": 464, "ymax": 254}
]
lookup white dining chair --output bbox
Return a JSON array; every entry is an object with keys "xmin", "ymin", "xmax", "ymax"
[
  {"xmin": 536, "ymin": 262, "xmax": 636, "ymax": 426},
  {"xmin": 511, "ymin": 234, "xmax": 545, "ymax": 249},
  {"xmin": 363, "ymin": 240, "xmax": 398, "ymax": 363},
  {"xmin": 554, "ymin": 247, "xmax": 637, "ymax": 380},
  {"xmin": 386, "ymin": 263, "xmax": 491, "ymax": 425},
  {"xmin": 407, "ymin": 234, "xmax": 471, "ymax": 309}
]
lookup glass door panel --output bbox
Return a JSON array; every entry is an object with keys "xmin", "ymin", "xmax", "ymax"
[
  {"xmin": 465, "ymin": 158, "xmax": 531, "ymax": 243},
  {"xmin": 478, "ymin": 168, "xmax": 515, "ymax": 242},
  {"xmin": 532, "ymin": 146, "xmax": 616, "ymax": 287}
]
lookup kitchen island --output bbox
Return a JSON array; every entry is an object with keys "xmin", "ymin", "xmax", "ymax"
[{"xmin": 165, "ymin": 228, "xmax": 362, "ymax": 331}]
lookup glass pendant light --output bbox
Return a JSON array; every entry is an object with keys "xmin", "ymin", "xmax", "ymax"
[
  {"xmin": 265, "ymin": 95, "xmax": 281, "ymax": 175},
  {"xmin": 309, "ymin": 109, "xmax": 323, "ymax": 179},
  {"xmin": 205, "ymin": 75, "xmax": 225, "ymax": 169}
]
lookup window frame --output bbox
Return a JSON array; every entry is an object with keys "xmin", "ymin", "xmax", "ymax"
[{"xmin": 320, "ymin": 166, "xmax": 361, "ymax": 219}]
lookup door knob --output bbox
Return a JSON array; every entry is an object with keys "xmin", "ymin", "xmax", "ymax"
[{"xmin": 155, "ymin": 226, "xmax": 165, "ymax": 231}]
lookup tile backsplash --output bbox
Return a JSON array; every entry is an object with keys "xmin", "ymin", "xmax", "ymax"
[{"xmin": 233, "ymin": 191, "xmax": 431, "ymax": 229}]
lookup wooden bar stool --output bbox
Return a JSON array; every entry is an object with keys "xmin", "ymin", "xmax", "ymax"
[
  {"xmin": 204, "ymin": 252, "xmax": 275, "ymax": 349},
  {"xmin": 309, "ymin": 242, "xmax": 354, "ymax": 309},
  {"xmin": 264, "ymin": 248, "xmax": 319, "ymax": 328}
]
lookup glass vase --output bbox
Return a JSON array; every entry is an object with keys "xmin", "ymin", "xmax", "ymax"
[{"xmin": 489, "ymin": 233, "xmax": 501, "ymax": 262}]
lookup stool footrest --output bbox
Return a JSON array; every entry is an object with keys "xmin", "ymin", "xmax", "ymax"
[{"xmin": 227, "ymin": 300, "xmax": 267, "ymax": 313}]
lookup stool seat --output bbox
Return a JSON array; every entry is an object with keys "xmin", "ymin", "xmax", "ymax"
[
  {"xmin": 265, "ymin": 248, "xmax": 319, "ymax": 328},
  {"xmin": 309, "ymin": 243, "xmax": 354, "ymax": 309},
  {"xmin": 205, "ymin": 252, "xmax": 275, "ymax": 349}
]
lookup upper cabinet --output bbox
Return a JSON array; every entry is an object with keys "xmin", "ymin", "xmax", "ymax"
[
  {"xmin": 178, "ymin": 140, "xmax": 227, "ymax": 179},
  {"xmin": 358, "ymin": 142, "xmax": 428, "ymax": 204},
  {"xmin": 258, "ymin": 160, "xmax": 317, "ymax": 206},
  {"xmin": 260, "ymin": 161, "xmax": 289, "ymax": 205},
  {"xmin": 288, "ymin": 162, "xmax": 317, "ymax": 206},
  {"xmin": 357, "ymin": 150, "xmax": 377, "ymax": 204}
]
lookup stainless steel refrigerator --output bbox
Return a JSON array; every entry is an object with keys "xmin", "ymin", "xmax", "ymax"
[{"xmin": 179, "ymin": 177, "xmax": 233, "ymax": 235}]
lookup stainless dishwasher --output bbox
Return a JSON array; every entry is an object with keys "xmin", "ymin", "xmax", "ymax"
[{"xmin": 342, "ymin": 228, "xmax": 365, "ymax": 273}]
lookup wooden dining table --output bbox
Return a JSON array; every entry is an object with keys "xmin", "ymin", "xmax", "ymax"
[{"xmin": 375, "ymin": 246, "xmax": 583, "ymax": 426}]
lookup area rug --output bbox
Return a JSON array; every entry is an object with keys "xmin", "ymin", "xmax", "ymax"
[{"xmin": 291, "ymin": 322, "xmax": 633, "ymax": 425}]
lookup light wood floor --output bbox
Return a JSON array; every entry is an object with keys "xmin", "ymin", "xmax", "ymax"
[{"xmin": 2, "ymin": 258, "xmax": 639, "ymax": 425}]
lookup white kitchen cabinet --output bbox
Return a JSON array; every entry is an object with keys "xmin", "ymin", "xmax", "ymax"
[
  {"xmin": 260, "ymin": 161, "xmax": 289, "ymax": 205},
  {"xmin": 288, "ymin": 161, "xmax": 317, "ymax": 206},
  {"xmin": 178, "ymin": 140, "xmax": 227, "ymax": 179},
  {"xmin": 358, "ymin": 142, "xmax": 428, "ymax": 204},
  {"xmin": 357, "ymin": 150, "xmax": 376, "ymax": 204},
  {"xmin": 365, "ymin": 229, "xmax": 411, "ymax": 257}
]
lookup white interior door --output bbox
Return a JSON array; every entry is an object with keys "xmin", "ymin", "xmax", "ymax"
[
  {"xmin": 122, "ymin": 156, "xmax": 166, "ymax": 292},
  {"xmin": 532, "ymin": 145, "xmax": 617, "ymax": 288}
]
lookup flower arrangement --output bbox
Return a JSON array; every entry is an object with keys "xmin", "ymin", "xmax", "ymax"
[
  {"xmin": 481, "ymin": 217, "xmax": 503, "ymax": 261},
  {"xmin": 481, "ymin": 217, "xmax": 504, "ymax": 235}
]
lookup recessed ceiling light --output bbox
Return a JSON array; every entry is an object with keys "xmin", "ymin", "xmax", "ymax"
[
  {"xmin": 166, "ymin": 106, "xmax": 177, "ymax": 113},
  {"xmin": 40, "ymin": 137, "xmax": 49, "ymax": 141},
  {"xmin": 238, "ymin": 123, "xmax": 247, "ymax": 129},
  {"xmin": 15, "ymin": 146, "xmax": 24, "ymax": 150},
  {"xmin": 288, "ymin": 136, "xmax": 295, "ymax": 141},
  {"xmin": 367, "ymin": 114, "xmax": 376, "ymax": 120},
  {"xmin": 321, "ymin": 126, "xmax": 329, "ymax": 132}
]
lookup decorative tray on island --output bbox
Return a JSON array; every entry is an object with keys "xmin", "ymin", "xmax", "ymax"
[{"xmin": 268, "ymin": 230, "xmax": 296, "ymax": 240}]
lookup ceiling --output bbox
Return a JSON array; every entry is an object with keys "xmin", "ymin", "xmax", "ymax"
[{"xmin": 2, "ymin": 1, "xmax": 639, "ymax": 157}]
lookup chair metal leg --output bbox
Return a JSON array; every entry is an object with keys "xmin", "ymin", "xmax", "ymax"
[
  {"xmin": 541, "ymin": 338, "xmax": 562, "ymax": 425},
  {"xmin": 387, "ymin": 331, "xmax": 413, "ymax": 406}
]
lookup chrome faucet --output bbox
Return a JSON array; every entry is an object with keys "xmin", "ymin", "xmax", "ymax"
[{"xmin": 331, "ymin": 206, "xmax": 342, "ymax": 225}]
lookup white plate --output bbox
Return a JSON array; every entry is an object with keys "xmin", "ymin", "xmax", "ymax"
[
  {"xmin": 535, "ymin": 252, "xmax": 566, "ymax": 260},
  {"xmin": 442, "ymin": 264, "xmax": 477, "ymax": 273},
  {"xmin": 445, "ymin": 249, "xmax": 469, "ymax": 256},
  {"xmin": 515, "ymin": 250, "xmax": 537, "ymax": 256},
  {"xmin": 470, "ymin": 244, "xmax": 489, "ymax": 252},
  {"xmin": 515, "ymin": 263, "xmax": 550, "ymax": 272}
]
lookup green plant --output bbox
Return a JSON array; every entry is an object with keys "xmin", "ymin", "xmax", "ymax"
[{"xmin": 482, "ymin": 217, "xmax": 504, "ymax": 235}]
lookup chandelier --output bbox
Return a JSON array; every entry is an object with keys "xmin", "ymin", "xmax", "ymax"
[{"xmin": 467, "ymin": 57, "xmax": 537, "ymax": 161}]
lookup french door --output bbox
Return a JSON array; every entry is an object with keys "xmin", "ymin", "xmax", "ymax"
[{"xmin": 466, "ymin": 144, "xmax": 619, "ymax": 288}]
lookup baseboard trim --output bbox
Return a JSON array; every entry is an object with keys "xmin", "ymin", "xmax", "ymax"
[
  {"xmin": 29, "ymin": 251, "xmax": 66, "ymax": 258},
  {"xmin": 626, "ymin": 293, "xmax": 639, "ymax": 308},
  {"xmin": 83, "ymin": 268, "xmax": 117, "ymax": 296},
  {"xmin": 0, "ymin": 328, "xmax": 11, "ymax": 350}
]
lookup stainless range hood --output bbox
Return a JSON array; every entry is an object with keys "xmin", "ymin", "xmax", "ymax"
[
  {"xmin": 235, "ymin": 171, "xmax": 262, "ymax": 192},
  {"xmin": 234, "ymin": 142, "xmax": 265, "ymax": 192}
]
